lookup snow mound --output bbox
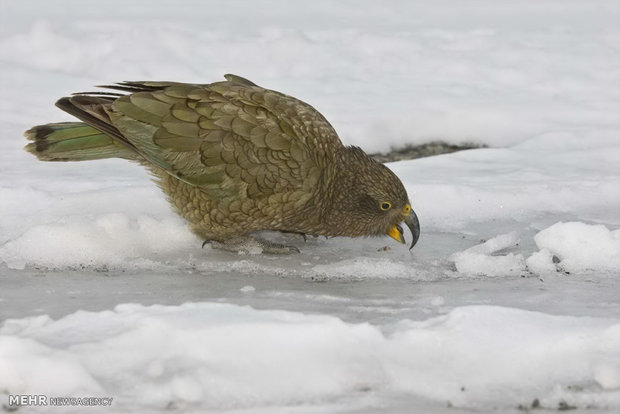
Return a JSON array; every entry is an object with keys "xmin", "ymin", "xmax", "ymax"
[
  {"xmin": 527, "ymin": 222, "xmax": 620, "ymax": 275},
  {"xmin": 1, "ymin": 303, "xmax": 619, "ymax": 412},
  {"xmin": 0, "ymin": 213, "xmax": 196, "ymax": 270},
  {"xmin": 450, "ymin": 232, "xmax": 525, "ymax": 277}
]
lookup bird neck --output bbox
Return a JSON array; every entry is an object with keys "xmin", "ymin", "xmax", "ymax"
[
  {"xmin": 328, "ymin": 146, "xmax": 368, "ymax": 196},
  {"xmin": 317, "ymin": 146, "xmax": 376, "ymax": 235}
]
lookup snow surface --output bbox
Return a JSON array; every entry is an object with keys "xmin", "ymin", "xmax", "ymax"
[
  {"xmin": 2, "ymin": 303, "xmax": 620, "ymax": 412},
  {"xmin": 528, "ymin": 222, "xmax": 620, "ymax": 274},
  {"xmin": 1, "ymin": 1, "xmax": 620, "ymax": 413}
]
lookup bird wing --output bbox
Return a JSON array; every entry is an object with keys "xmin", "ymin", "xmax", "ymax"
[{"xmin": 103, "ymin": 76, "xmax": 344, "ymax": 200}]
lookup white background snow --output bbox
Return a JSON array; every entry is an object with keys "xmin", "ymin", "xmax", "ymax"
[{"xmin": 1, "ymin": 0, "xmax": 620, "ymax": 413}]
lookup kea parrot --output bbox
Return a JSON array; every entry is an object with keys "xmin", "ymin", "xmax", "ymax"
[{"xmin": 25, "ymin": 74, "xmax": 420, "ymax": 254}]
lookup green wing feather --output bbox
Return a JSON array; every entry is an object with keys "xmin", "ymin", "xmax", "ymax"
[{"xmin": 108, "ymin": 76, "xmax": 344, "ymax": 201}]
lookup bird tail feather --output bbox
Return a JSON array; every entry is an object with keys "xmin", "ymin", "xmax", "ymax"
[{"xmin": 24, "ymin": 122, "xmax": 136, "ymax": 161}]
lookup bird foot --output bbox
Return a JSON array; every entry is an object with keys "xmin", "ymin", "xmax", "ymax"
[
  {"xmin": 280, "ymin": 230, "xmax": 308, "ymax": 242},
  {"xmin": 202, "ymin": 236, "xmax": 300, "ymax": 255}
]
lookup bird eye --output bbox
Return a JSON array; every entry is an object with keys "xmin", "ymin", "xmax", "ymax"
[{"xmin": 380, "ymin": 201, "xmax": 392, "ymax": 211}]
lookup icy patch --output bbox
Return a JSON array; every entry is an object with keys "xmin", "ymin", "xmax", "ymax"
[
  {"xmin": 1, "ymin": 303, "xmax": 619, "ymax": 411},
  {"xmin": 0, "ymin": 213, "xmax": 196, "ymax": 270},
  {"xmin": 312, "ymin": 257, "xmax": 434, "ymax": 280},
  {"xmin": 450, "ymin": 232, "xmax": 525, "ymax": 277},
  {"xmin": 527, "ymin": 222, "xmax": 620, "ymax": 275}
]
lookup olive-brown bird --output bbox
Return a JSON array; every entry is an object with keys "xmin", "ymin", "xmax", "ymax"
[{"xmin": 24, "ymin": 74, "xmax": 420, "ymax": 253}]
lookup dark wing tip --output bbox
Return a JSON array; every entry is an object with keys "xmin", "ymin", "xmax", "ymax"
[{"xmin": 224, "ymin": 74, "xmax": 258, "ymax": 86}]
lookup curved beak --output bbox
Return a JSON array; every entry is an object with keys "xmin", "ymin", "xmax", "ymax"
[
  {"xmin": 404, "ymin": 209, "xmax": 420, "ymax": 249},
  {"xmin": 386, "ymin": 209, "xmax": 421, "ymax": 250}
]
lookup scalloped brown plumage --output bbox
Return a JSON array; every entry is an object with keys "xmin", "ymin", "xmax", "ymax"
[{"xmin": 24, "ymin": 74, "xmax": 420, "ymax": 253}]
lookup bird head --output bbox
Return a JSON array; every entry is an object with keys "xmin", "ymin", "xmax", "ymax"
[{"xmin": 326, "ymin": 147, "xmax": 420, "ymax": 249}]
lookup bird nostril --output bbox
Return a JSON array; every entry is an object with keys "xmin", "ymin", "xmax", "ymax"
[{"xmin": 403, "ymin": 204, "xmax": 411, "ymax": 215}]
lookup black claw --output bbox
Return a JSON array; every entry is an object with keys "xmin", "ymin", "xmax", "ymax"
[
  {"xmin": 201, "ymin": 240, "xmax": 212, "ymax": 249},
  {"xmin": 280, "ymin": 230, "xmax": 307, "ymax": 242}
]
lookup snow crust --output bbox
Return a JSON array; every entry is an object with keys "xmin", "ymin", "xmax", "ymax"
[
  {"xmin": 450, "ymin": 231, "xmax": 526, "ymax": 277},
  {"xmin": 1, "ymin": 303, "xmax": 619, "ymax": 412},
  {"xmin": 451, "ymin": 223, "xmax": 620, "ymax": 277},
  {"xmin": 528, "ymin": 222, "xmax": 620, "ymax": 275},
  {"xmin": 0, "ymin": 213, "xmax": 195, "ymax": 271}
]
